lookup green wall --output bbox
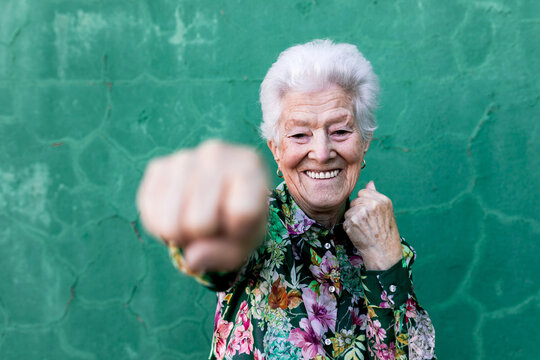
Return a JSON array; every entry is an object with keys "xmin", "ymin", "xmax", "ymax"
[{"xmin": 1, "ymin": 0, "xmax": 538, "ymax": 359}]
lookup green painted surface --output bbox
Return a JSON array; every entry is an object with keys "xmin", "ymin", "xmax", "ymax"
[{"xmin": 0, "ymin": 0, "xmax": 538, "ymax": 359}]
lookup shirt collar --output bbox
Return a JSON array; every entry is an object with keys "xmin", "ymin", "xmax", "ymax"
[{"xmin": 273, "ymin": 181, "xmax": 332, "ymax": 238}]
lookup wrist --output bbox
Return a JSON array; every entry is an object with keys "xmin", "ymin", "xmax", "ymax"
[
  {"xmin": 361, "ymin": 247, "xmax": 403, "ymax": 271},
  {"xmin": 363, "ymin": 256, "xmax": 402, "ymax": 271}
]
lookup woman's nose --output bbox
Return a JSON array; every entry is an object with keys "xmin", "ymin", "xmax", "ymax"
[{"xmin": 308, "ymin": 134, "xmax": 336, "ymax": 163}]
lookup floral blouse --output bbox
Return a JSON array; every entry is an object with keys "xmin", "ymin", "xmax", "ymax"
[{"xmin": 169, "ymin": 182, "xmax": 436, "ymax": 360}]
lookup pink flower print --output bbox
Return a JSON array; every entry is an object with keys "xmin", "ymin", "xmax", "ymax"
[
  {"xmin": 286, "ymin": 216, "xmax": 315, "ymax": 235},
  {"xmin": 254, "ymin": 348, "xmax": 265, "ymax": 360},
  {"xmin": 302, "ymin": 288, "xmax": 337, "ymax": 335},
  {"xmin": 214, "ymin": 293, "xmax": 226, "ymax": 328},
  {"xmin": 236, "ymin": 300, "xmax": 250, "ymax": 329},
  {"xmin": 225, "ymin": 300, "xmax": 253, "ymax": 356},
  {"xmin": 229, "ymin": 323, "xmax": 254, "ymax": 355},
  {"xmin": 367, "ymin": 319, "xmax": 387, "ymax": 344},
  {"xmin": 288, "ymin": 318, "xmax": 325, "ymax": 360},
  {"xmin": 349, "ymin": 255, "xmax": 364, "ymax": 268},
  {"xmin": 285, "ymin": 207, "xmax": 315, "ymax": 235},
  {"xmin": 405, "ymin": 298, "xmax": 417, "ymax": 320},
  {"xmin": 375, "ymin": 342, "xmax": 396, "ymax": 360},
  {"xmin": 213, "ymin": 317, "xmax": 233, "ymax": 360},
  {"xmin": 379, "ymin": 290, "xmax": 392, "ymax": 309},
  {"xmin": 349, "ymin": 307, "xmax": 367, "ymax": 330},
  {"xmin": 309, "ymin": 250, "xmax": 341, "ymax": 295}
]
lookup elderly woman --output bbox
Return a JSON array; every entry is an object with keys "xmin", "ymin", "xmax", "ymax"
[{"xmin": 137, "ymin": 40, "xmax": 436, "ymax": 360}]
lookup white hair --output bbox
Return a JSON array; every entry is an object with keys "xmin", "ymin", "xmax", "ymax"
[{"xmin": 259, "ymin": 39, "xmax": 379, "ymax": 143}]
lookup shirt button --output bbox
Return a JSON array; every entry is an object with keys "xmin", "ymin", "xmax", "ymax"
[
  {"xmin": 325, "ymin": 339, "xmax": 332, "ymax": 345},
  {"xmin": 328, "ymin": 285, "xmax": 336, "ymax": 293},
  {"xmin": 389, "ymin": 284, "xmax": 397, "ymax": 293},
  {"xmin": 324, "ymin": 243, "xmax": 331, "ymax": 249}
]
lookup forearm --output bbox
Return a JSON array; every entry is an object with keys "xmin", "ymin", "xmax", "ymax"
[
  {"xmin": 168, "ymin": 234, "xmax": 267, "ymax": 292},
  {"xmin": 168, "ymin": 244, "xmax": 244, "ymax": 291},
  {"xmin": 361, "ymin": 240, "xmax": 436, "ymax": 360}
]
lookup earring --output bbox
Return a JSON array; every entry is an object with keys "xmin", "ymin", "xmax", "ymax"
[
  {"xmin": 361, "ymin": 159, "xmax": 366, "ymax": 169},
  {"xmin": 277, "ymin": 168, "xmax": 283, "ymax": 178}
]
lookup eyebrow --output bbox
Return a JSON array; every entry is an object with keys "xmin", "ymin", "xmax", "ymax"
[
  {"xmin": 285, "ymin": 112, "xmax": 354, "ymax": 127},
  {"xmin": 325, "ymin": 113, "xmax": 354, "ymax": 125}
]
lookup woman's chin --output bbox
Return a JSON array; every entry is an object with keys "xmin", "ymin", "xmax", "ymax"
[
  {"xmin": 287, "ymin": 173, "xmax": 352, "ymax": 217},
  {"xmin": 297, "ymin": 189, "xmax": 349, "ymax": 217},
  {"xmin": 309, "ymin": 196, "xmax": 347, "ymax": 211}
]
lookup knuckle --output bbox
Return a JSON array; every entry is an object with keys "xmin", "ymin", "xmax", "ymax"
[
  {"xmin": 350, "ymin": 198, "xmax": 362, "ymax": 207},
  {"xmin": 147, "ymin": 156, "xmax": 167, "ymax": 175},
  {"xmin": 170, "ymin": 150, "xmax": 191, "ymax": 166},
  {"xmin": 365, "ymin": 201, "xmax": 376, "ymax": 211},
  {"xmin": 198, "ymin": 140, "xmax": 225, "ymax": 162},
  {"xmin": 358, "ymin": 207, "xmax": 368, "ymax": 217},
  {"xmin": 357, "ymin": 189, "xmax": 368, "ymax": 197},
  {"xmin": 236, "ymin": 149, "xmax": 264, "ymax": 175},
  {"xmin": 350, "ymin": 213, "xmax": 362, "ymax": 224},
  {"xmin": 200, "ymin": 139, "xmax": 224, "ymax": 151},
  {"xmin": 240, "ymin": 148, "xmax": 259, "ymax": 163}
]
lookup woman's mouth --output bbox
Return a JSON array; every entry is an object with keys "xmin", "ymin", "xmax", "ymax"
[{"xmin": 305, "ymin": 169, "xmax": 340, "ymax": 179}]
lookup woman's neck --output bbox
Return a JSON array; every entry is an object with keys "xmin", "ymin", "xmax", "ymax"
[{"xmin": 301, "ymin": 201, "xmax": 347, "ymax": 229}]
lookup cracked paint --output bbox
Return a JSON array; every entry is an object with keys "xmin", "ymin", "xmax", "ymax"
[{"xmin": 0, "ymin": 0, "xmax": 538, "ymax": 359}]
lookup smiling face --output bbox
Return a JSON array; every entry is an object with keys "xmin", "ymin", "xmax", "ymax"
[{"xmin": 268, "ymin": 85, "xmax": 370, "ymax": 226}]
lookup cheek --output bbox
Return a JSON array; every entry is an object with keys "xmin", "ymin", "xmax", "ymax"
[
  {"xmin": 343, "ymin": 148, "xmax": 365, "ymax": 180},
  {"xmin": 280, "ymin": 143, "xmax": 305, "ymax": 171},
  {"xmin": 347, "ymin": 137, "xmax": 366, "ymax": 164},
  {"xmin": 345, "ymin": 162, "xmax": 362, "ymax": 181}
]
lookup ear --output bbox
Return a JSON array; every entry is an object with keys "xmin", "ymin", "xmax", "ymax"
[
  {"xmin": 267, "ymin": 140, "xmax": 280, "ymax": 163},
  {"xmin": 363, "ymin": 136, "xmax": 372, "ymax": 153}
]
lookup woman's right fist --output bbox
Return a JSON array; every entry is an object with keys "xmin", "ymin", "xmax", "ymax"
[{"xmin": 136, "ymin": 140, "xmax": 269, "ymax": 273}]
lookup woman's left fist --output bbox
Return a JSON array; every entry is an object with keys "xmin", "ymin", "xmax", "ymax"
[{"xmin": 343, "ymin": 181, "xmax": 402, "ymax": 271}]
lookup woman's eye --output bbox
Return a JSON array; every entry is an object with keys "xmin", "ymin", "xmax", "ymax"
[
  {"xmin": 291, "ymin": 133, "xmax": 307, "ymax": 139},
  {"xmin": 333, "ymin": 130, "xmax": 349, "ymax": 136}
]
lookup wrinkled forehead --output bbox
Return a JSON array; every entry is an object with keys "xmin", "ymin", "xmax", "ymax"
[{"xmin": 279, "ymin": 86, "xmax": 355, "ymax": 129}]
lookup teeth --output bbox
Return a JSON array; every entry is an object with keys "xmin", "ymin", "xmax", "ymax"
[{"xmin": 306, "ymin": 170, "xmax": 340, "ymax": 179}]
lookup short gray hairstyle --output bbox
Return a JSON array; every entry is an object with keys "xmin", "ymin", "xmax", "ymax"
[{"xmin": 259, "ymin": 39, "xmax": 379, "ymax": 143}]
